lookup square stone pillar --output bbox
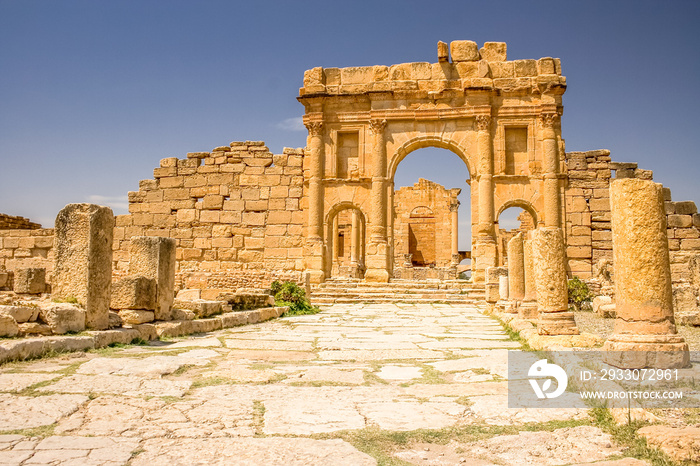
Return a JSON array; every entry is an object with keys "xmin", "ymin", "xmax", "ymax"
[
  {"xmin": 603, "ymin": 178, "xmax": 689, "ymax": 368},
  {"xmin": 129, "ymin": 236, "xmax": 176, "ymax": 321},
  {"xmin": 53, "ymin": 203, "xmax": 114, "ymax": 330},
  {"xmin": 485, "ymin": 266, "xmax": 507, "ymax": 304}
]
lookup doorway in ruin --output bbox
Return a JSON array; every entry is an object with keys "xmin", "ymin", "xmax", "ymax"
[
  {"xmin": 496, "ymin": 203, "xmax": 538, "ymax": 266},
  {"xmin": 391, "ymin": 146, "xmax": 471, "ymax": 279},
  {"xmin": 326, "ymin": 204, "xmax": 366, "ymax": 279}
]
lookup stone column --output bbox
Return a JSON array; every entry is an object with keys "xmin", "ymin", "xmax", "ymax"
[
  {"xmin": 305, "ymin": 121, "xmax": 326, "ymax": 283},
  {"xmin": 332, "ymin": 215, "xmax": 339, "ymax": 264},
  {"xmin": 351, "ymin": 210, "xmax": 360, "ymax": 266},
  {"xmin": 496, "ymin": 272, "xmax": 510, "ymax": 311},
  {"xmin": 507, "ymin": 232, "xmax": 525, "ymax": 304},
  {"xmin": 532, "ymin": 227, "xmax": 579, "ymax": 335},
  {"xmin": 53, "ymin": 203, "xmax": 114, "ymax": 330},
  {"xmin": 129, "ymin": 236, "xmax": 176, "ymax": 321},
  {"xmin": 473, "ymin": 114, "xmax": 497, "ymax": 282},
  {"xmin": 519, "ymin": 235, "xmax": 539, "ymax": 320},
  {"xmin": 541, "ymin": 112, "xmax": 561, "ymax": 228},
  {"xmin": 450, "ymin": 202, "xmax": 460, "ymax": 265},
  {"xmin": 603, "ymin": 178, "xmax": 689, "ymax": 368},
  {"xmin": 365, "ymin": 119, "xmax": 390, "ymax": 282}
]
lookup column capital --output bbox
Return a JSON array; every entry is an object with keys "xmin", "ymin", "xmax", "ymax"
[
  {"xmin": 369, "ymin": 119, "xmax": 387, "ymax": 135},
  {"xmin": 538, "ymin": 112, "xmax": 559, "ymax": 129},
  {"xmin": 305, "ymin": 121, "xmax": 323, "ymax": 136},
  {"xmin": 449, "ymin": 203, "xmax": 460, "ymax": 212},
  {"xmin": 474, "ymin": 114, "xmax": 491, "ymax": 132}
]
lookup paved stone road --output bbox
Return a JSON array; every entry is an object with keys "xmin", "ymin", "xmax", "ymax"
[{"xmin": 0, "ymin": 304, "xmax": 646, "ymax": 465}]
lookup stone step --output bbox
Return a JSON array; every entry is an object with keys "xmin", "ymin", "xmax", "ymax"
[{"xmin": 311, "ymin": 296, "xmax": 480, "ymax": 305}]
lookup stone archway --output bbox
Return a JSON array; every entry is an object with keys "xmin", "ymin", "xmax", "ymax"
[
  {"xmin": 298, "ymin": 41, "xmax": 566, "ymax": 284},
  {"xmin": 324, "ymin": 203, "xmax": 366, "ymax": 279}
]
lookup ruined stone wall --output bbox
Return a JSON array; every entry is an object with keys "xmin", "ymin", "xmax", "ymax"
[
  {"xmin": 393, "ymin": 179, "xmax": 459, "ymax": 268},
  {"xmin": 0, "ymin": 214, "xmax": 41, "ymax": 230},
  {"xmin": 564, "ymin": 150, "xmax": 700, "ymax": 283},
  {"xmin": 0, "ymin": 228, "xmax": 54, "ymax": 275},
  {"xmin": 113, "ymin": 141, "xmax": 306, "ymax": 293}
]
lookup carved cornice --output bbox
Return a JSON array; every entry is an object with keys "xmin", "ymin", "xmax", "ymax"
[
  {"xmin": 305, "ymin": 121, "xmax": 323, "ymax": 136},
  {"xmin": 368, "ymin": 119, "xmax": 387, "ymax": 135},
  {"xmin": 474, "ymin": 115, "xmax": 491, "ymax": 132}
]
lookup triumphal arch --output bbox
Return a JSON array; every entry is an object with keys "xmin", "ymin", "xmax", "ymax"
[{"xmin": 298, "ymin": 40, "xmax": 566, "ymax": 283}]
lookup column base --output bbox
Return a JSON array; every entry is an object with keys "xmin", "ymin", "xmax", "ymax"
[
  {"xmin": 496, "ymin": 300, "xmax": 516, "ymax": 313},
  {"xmin": 364, "ymin": 268, "xmax": 390, "ymax": 283},
  {"xmin": 305, "ymin": 269, "xmax": 325, "ymax": 285},
  {"xmin": 537, "ymin": 311, "xmax": 579, "ymax": 335},
  {"xmin": 518, "ymin": 301, "xmax": 538, "ymax": 320},
  {"xmin": 603, "ymin": 334, "xmax": 690, "ymax": 368}
]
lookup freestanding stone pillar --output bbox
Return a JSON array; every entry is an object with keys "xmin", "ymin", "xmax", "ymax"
[
  {"xmin": 496, "ymin": 272, "xmax": 510, "ymax": 311},
  {"xmin": 603, "ymin": 178, "xmax": 689, "ymax": 368},
  {"xmin": 540, "ymin": 112, "xmax": 562, "ymax": 228},
  {"xmin": 507, "ymin": 233, "xmax": 525, "ymax": 305},
  {"xmin": 485, "ymin": 266, "xmax": 507, "ymax": 304},
  {"xmin": 351, "ymin": 210, "xmax": 360, "ymax": 266},
  {"xmin": 365, "ymin": 119, "xmax": 390, "ymax": 282},
  {"xmin": 304, "ymin": 120, "xmax": 326, "ymax": 284},
  {"xmin": 519, "ymin": 235, "xmax": 539, "ymax": 320},
  {"xmin": 532, "ymin": 227, "xmax": 579, "ymax": 335},
  {"xmin": 450, "ymin": 203, "xmax": 459, "ymax": 265},
  {"xmin": 53, "ymin": 203, "xmax": 114, "ymax": 330},
  {"xmin": 473, "ymin": 114, "xmax": 497, "ymax": 282},
  {"xmin": 129, "ymin": 236, "xmax": 176, "ymax": 321},
  {"xmin": 332, "ymin": 215, "xmax": 339, "ymax": 265}
]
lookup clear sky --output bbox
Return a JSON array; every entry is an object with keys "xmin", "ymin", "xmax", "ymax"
[{"xmin": 1, "ymin": 1, "xmax": 699, "ymax": 250}]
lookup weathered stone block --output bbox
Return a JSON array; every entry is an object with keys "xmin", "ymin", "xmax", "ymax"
[
  {"xmin": 172, "ymin": 308, "xmax": 195, "ymax": 321},
  {"xmin": 437, "ymin": 41, "xmax": 449, "ymax": 62},
  {"xmin": 0, "ymin": 305, "xmax": 39, "ymax": 323},
  {"xmin": 675, "ymin": 201, "xmax": 698, "ymax": 215},
  {"xmin": 53, "ymin": 204, "xmax": 114, "ymax": 330},
  {"xmin": 110, "ymin": 276, "xmax": 157, "ymax": 311},
  {"xmin": 172, "ymin": 299, "xmax": 223, "ymax": 318},
  {"xmin": 450, "ymin": 40, "xmax": 479, "ymax": 62},
  {"xmin": 129, "ymin": 236, "xmax": 176, "ymax": 321},
  {"xmin": 118, "ymin": 309, "xmax": 155, "ymax": 325},
  {"xmin": 479, "ymin": 42, "xmax": 507, "ymax": 61},
  {"xmin": 18, "ymin": 322, "xmax": 52, "ymax": 336},
  {"xmin": 0, "ymin": 315, "xmax": 19, "ymax": 337},
  {"xmin": 13, "ymin": 268, "xmax": 46, "ymax": 294},
  {"xmin": 668, "ymin": 214, "xmax": 692, "ymax": 228},
  {"xmin": 38, "ymin": 303, "xmax": 86, "ymax": 335}
]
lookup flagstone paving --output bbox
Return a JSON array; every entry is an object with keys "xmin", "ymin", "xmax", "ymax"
[{"xmin": 0, "ymin": 303, "xmax": 648, "ymax": 465}]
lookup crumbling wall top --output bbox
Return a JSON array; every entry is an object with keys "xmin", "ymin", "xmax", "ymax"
[{"xmin": 300, "ymin": 40, "xmax": 565, "ymax": 97}]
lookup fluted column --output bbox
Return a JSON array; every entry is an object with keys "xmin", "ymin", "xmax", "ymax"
[
  {"xmin": 304, "ymin": 121, "xmax": 326, "ymax": 283},
  {"xmin": 450, "ymin": 202, "xmax": 460, "ymax": 265},
  {"xmin": 540, "ymin": 112, "xmax": 561, "ymax": 228},
  {"xmin": 364, "ymin": 119, "xmax": 390, "ymax": 282},
  {"xmin": 473, "ymin": 114, "xmax": 497, "ymax": 282}
]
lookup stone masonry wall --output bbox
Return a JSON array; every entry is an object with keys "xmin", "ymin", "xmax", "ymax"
[
  {"xmin": 564, "ymin": 150, "xmax": 700, "ymax": 283},
  {"xmin": 0, "ymin": 214, "xmax": 41, "ymax": 230},
  {"xmin": 393, "ymin": 179, "xmax": 459, "ymax": 268},
  {"xmin": 0, "ymin": 229, "xmax": 54, "ymax": 276},
  {"xmin": 113, "ymin": 141, "xmax": 306, "ymax": 293}
]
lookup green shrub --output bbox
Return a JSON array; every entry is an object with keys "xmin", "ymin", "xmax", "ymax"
[
  {"xmin": 270, "ymin": 280, "xmax": 320, "ymax": 316},
  {"xmin": 568, "ymin": 276, "xmax": 593, "ymax": 311}
]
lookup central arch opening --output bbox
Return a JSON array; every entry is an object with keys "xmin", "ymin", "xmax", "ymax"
[{"xmin": 391, "ymin": 146, "xmax": 471, "ymax": 280}]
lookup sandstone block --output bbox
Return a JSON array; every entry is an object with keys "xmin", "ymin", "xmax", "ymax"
[
  {"xmin": 479, "ymin": 42, "xmax": 507, "ymax": 61},
  {"xmin": 129, "ymin": 236, "xmax": 176, "ymax": 321},
  {"xmin": 53, "ymin": 204, "xmax": 114, "ymax": 330},
  {"xmin": 675, "ymin": 201, "xmax": 698, "ymax": 215},
  {"xmin": 437, "ymin": 41, "xmax": 449, "ymax": 62},
  {"xmin": 172, "ymin": 299, "xmax": 223, "ymax": 318},
  {"xmin": 109, "ymin": 311, "xmax": 123, "ymax": 328},
  {"xmin": 18, "ymin": 322, "xmax": 52, "ymax": 336},
  {"xmin": 0, "ymin": 315, "xmax": 19, "ymax": 337},
  {"xmin": 450, "ymin": 40, "xmax": 479, "ymax": 62},
  {"xmin": 110, "ymin": 276, "xmax": 157, "ymax": 311},
  {"xmin": 513, "ymin": 59, "xmax": 537, "ymax": 77},
  {"xmin": 668, "ymin": 214, "xmax": 692, "ymax": 228},
  {"xmin": 13, "ymin": 268, "xmax": 46, "ymax": 294},
  {"xmin": 38, "ymin": 303, "xmax": 86, "ymax": 335},
  {"xmin": 0, "ymin": 305, "xmax": 39, "ymax": 323},
  {"xmin": 118, "ymin": 309, "xmax": 155, "ymax": 325},
  {"xmin": 0, "ymin": 271, "xmax": 10, "ymax": 289},
  {"xmin": 172, "ymin": 308, "xmax": 196, "ymax": 321},
  {"xmin": 673, "ymin": 284, "xmax": 697, "ymax": 314}
]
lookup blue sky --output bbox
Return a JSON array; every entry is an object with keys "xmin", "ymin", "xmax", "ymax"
[{"xmin": 1, "ymin": 1, "xmax": 699, "ymax": 250}]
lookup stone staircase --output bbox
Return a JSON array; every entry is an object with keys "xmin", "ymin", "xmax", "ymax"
[{"xmin": 309, "ymin": 278, "xmax": 485, "ymax": 305}]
